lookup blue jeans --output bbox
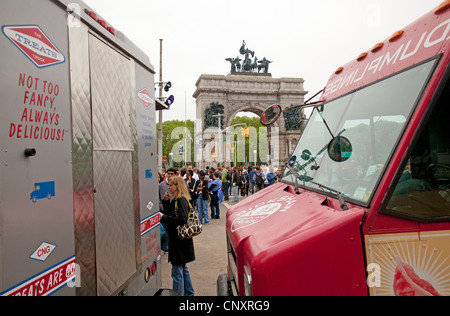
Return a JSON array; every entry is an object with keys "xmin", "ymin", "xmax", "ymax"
[
  {"xmin": 250, "ymin": 182, "xmax": 255, "ymax": 194},
  {"xmin": 197, "ymin": 195, "xmax": 209, "ymax": 224},
  {"xmin": 232, "ymin": 185, "xmax": 239, "ymax": 202},
  {"xmin": 210, "ymin": 193, "xmax": 220, "ymax": 219},
  {"xmin": 172, "ymin": 264, "xmax": 195, "ymax": 296},
  {"xmin": 160, "ymin": 223, "xmax": 169, "ymax": 252}
]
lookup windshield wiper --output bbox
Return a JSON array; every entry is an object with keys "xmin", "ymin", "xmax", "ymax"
[
  {"xmin": 284, "ymin": 164, "xmax": 350, "ymax": 211},
  {"xmin": 310, "ymin": 181, "xmax": 350, "ymax": 211},
  {"xmin": 285, "ymin": 162, "xmax": 301, "ymax": 195}
]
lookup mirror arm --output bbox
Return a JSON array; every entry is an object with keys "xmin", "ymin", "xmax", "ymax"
[
  {"xmin": 281, "ymin": 102, "xmax": 322, "ymax": 113},
  {"xmin": 285, "ymin": 163, "xmax": 301, "ymax": 195},
  {"xmin": 316, "ymin": 109, "xmax": 335, "ymax": 139},
  {"xmin": 261, "ymin": 89, "xmax": 324, "ymax": 126}
]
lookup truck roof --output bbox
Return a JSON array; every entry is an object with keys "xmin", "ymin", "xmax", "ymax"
[
  {"xmin": 322, "ymin": 3, "xmax": 450, "ymax": 102},
  {"xmin": 55, "ymin": 0, "xmax": 155, "ymax": 73}
]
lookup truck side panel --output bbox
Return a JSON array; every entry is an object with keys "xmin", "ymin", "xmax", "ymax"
[
  {"xmin": 90, "ymin": 33, "xmax": 139, "ymax": 297},
  {"xmin": 69, "ymin": 21, "xmax": 96, "ymax": 296},
  {"xmin": 0, "ymin": 0, "xmax": 160, "ymax": 296},
  {"xmin": 0, "ymin": 0, "xmax": 75, "ymax": 296},
  {"xmin": 127, "ymin": 61, "xmax": 161, "ymax": 296},
  {"xmin": 68, "ymin": 1, "xmax": 161, "ymax": 296}
]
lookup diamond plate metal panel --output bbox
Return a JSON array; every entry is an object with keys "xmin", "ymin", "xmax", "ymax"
[
  {"xmin": 89, "ymin": 35, "xmax": 133, "ymax": 152},
  {"xmin": 70, "ymin": 28, "xmax": 139, "ymax": 296},
  {"xmin": 69, "ymin": 24, "xmax": 96, "ymax": 297},
  {"xmin": 93, "ymin": 151, "xmax": 137, "ymax": 296},
  {"xmin": 90, "ymin": 34, "xmax": 138, "ymax": 296}
]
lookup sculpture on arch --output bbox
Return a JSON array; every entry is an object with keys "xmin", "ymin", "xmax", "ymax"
[
  {"xmin": 204, "ymin": 102, "xmax": 225, "ymax": 129},
  {"xmin": 226, "ymin": 41, "xmax": 273, "ymax": 74},
  {"xmin": 283, "ymin": 106, "xmax": 303, "ymax": 131}
]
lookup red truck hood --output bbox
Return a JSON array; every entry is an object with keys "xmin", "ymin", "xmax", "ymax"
[
  {"xmin": 226, "ymin": 183, "xmax": 365, "ymax": 252},
  {"xmin": 226, "ymin": 183, "xmax": 368, "ymax": 295}
]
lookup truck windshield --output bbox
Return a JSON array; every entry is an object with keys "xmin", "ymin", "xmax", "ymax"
[{"xmin": 282, "ymin": 59, "xmax": 436, "ymax": 204}]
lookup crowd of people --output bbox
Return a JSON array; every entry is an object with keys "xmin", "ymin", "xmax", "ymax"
[
  {"xmin": 157, "ymin": 163, "xmax": 285, "ymax": 296},
  {"xmin": 158, "ymin": 164, "xmax": 286, "ymax": 222}
]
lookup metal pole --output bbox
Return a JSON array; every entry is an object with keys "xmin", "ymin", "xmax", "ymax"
[
  {"xmin": 218, "ymin": 115, "xmax": 222, "ymax": 165},
  {"xmin": 211, "ymin": 114, "xmax": 223, "ymax": 166},
  {"xmin": 158, "ymin": 39, "xmax": 163, "ymax": 172},
  {"xmin": 185, "ymin": 91, "xmax": 187, "ymax": 166}
]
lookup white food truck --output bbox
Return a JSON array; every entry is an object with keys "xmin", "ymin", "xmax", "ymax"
[{"xmin": 0, "ymin": 0, "xmax": 167, "ymax": 296}]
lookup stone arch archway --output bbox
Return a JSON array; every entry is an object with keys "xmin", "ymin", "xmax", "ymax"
[
  {"xmin": 193, "ymin": 74, "xmax": 307, "ymax": 168},
  {"xmin": 226, "ymin": 105, "xmax": 265, "ymax": 127}
]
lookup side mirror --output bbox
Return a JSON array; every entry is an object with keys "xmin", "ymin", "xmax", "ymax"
[
  {"xmin": 328, "ymin": 136, "xmax": 353, "ymax": 162},
  {"xmin": 301, "ymin": 150, "xmax": 312, "ymax": 161},
  {"xmin": 260, "ymin": 104, "xmax": 282, "ymax": 126}
]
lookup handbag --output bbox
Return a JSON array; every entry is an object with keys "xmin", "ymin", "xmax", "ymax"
[{"xmin": 175, "ymin": 199, "xmax": 203, "ymax": 239}]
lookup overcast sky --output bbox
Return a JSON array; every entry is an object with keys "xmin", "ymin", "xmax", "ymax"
[{"xmin": 83, "ymin": 0, "xmax": 443, "ymax": 122}]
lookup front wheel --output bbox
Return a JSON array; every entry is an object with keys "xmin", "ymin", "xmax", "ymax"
[{"xmin": 217, "ymin": 274, "xmax": 232, "ymax": 296}]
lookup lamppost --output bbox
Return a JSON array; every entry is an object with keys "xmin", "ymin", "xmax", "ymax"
[
  {"xmin": 222, "ymin": 123, "xmax": 247, "ymax": 166},
  {"xmin": 156, "ymin": 39, "xmax": 175, "ymax": 172},
  {"xmin": 169, "ymin": 152, "xmax": 173, "ymax": 168},
  {"xmin": 211, "ymin": 114, "xmax": 224, "ymax": 165}
]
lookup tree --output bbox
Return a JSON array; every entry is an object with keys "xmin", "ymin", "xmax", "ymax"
[
  {"xmin": 157, "ymin": 120, "xmax": 195, "ymax": 166},
  {"xmin": 157, "ymin": 116, "xmax": 266, "ymax": 167},
  {"xmin": 229, "ymin": 116, "xmax": 265, "ymax": 166}
]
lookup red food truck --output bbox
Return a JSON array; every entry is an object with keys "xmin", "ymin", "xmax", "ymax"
[{"xmin": 218, "ymin": 1, "xmax": 450, "ymax": 296}]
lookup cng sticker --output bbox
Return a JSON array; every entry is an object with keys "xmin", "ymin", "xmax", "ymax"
[
  {"xmin": 2, "ymin": 25, "xmax": 65, "ymax": 68},
  {"xmin": 30, "ymin": 242, "xmax": 57, "ymax": 262}
]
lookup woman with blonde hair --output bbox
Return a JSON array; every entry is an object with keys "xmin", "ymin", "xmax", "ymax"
[{"xmin": 161, "ymin": 176, "xmax": 196, "ymax": 296}]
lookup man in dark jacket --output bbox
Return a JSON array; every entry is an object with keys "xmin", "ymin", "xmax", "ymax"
[
  {"xmin": 194, "ymin": 171, "xmax": 209, "ymax": 224},
  {"xmin": 253, "ymin": 166, "xmax": 265, "ymax": 193}
]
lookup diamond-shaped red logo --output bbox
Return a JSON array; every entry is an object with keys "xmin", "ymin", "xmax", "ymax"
[
  {"xmin": 2, "ymin": 25, "xmax": 65, "ymax": 68},
  {"xmin": 137, "ymin": 88, "xmax": 154, "ymax": 110}
]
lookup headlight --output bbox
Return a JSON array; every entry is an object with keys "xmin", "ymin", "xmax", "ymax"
[{"xmin": 243, "ymin": 266, "xmax": 253, "ymax": 296}]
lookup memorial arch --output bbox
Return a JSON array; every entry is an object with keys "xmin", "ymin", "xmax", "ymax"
[{"xmin": 193, "ymin": 73, "xmax": 307, "ymax": 169}]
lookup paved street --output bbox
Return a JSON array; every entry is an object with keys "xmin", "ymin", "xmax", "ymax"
[{"xmin": 161, "ymin": 195, "xmax": 245, "ymax": 296}]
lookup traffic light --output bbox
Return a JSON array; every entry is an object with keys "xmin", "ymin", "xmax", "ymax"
[
  {"xmin": 165, "ymin": 82, "xmax": 174, "ymax": 106},
  {"xmin": 164, "ymin": 81, "xmax": 172, "ymax": 92},
  {"xmin": 241, "ymin": 128, "xmax": 249, "ymax": 138},
  {"xmin": 155, "ymin": 81, "xmax": 174, "ymax": 106},
  {"xmin": 165, "ymin": 95, "xmax": 175, "ymax": 106}
]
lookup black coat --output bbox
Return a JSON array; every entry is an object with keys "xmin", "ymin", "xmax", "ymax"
[
  {"xmin": 194, "ymin": 179, "xmax": 209, "ymax": 200},
  {"xmin": 161, "ymin": 196, "xmax": 195, "ymax": 265},
  {"xmin": 232, "ymin": 171, "xmax": 241, "ymax": 187}
]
